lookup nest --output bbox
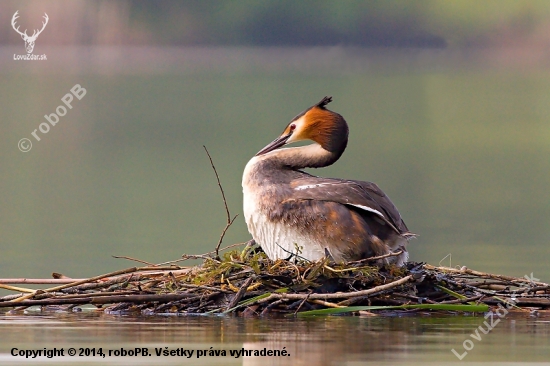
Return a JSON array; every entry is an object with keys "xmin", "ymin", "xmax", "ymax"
[{"xmin": 1, "ymin": 245, "xmax": 549, "ymax": 317}]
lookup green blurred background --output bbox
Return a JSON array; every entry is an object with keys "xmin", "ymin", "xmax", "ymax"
[{"xmin": 1, "ymin": 0, "xmax": 549, "ymax": 281}]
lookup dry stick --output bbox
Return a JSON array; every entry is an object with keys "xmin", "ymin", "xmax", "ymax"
[
  {"xmin": 438, "ymin": 276, "xmax": 499, "ymax": 296},
  {"xmin": 0, "ymin": 293, "xmax": 199, "ymax": 308},
  {"xmin": 0, "ymin": 284, "xmax": 35, "ymax": 293},
  {"xmin": 225, "ymin": 277, "xmax": 254, "ymax": 312},
  {"xmin": 158, "ymin": 243, "xmax": 249, "ymax": 267},
  {"xmin": 0, "ymin": 264, "xmax": 185, "ymax": 292},
  {"xmin": 440, "ymin": 295, "xmax": 483, "ymax": 304},
  {"xmin": 391, "ymin": 292, "xmax": 438, "ymax": 304},
  {"xmin": 347, "ymin": 250, "xmax": 404, "ymax": 265},
  {"xmin": 155, "ymin": 258, "xmax": 195, "ymax": 267},
  {"xmin": 179, "ymin": 283, "xmax": 233, "ymax": 293},
  {"xmin": 1, "ymin": 294, "xmax": 24, "ymax": 301},
  {"xmin": 310, "ymin": 299, "xmax": 344, "ymax": 308},
  {"xmin": 204, "ymin": 242, "xmax": 249, "ymax": 256},
  {"xmin": 69, "ymin": 274, "xmax": 146, "ymax": 292},
  {"xmin": 33, "ymin": 291, "xmax": 138, "ymax": 301},
  {"xmin": 484, "ymin": 297, "xmax": 550, "ymax": 307},
  {"xmin": 12, "ymin": 267, "xmax": 140, "ymax": 302},
  {"xmin": 261, "ymin": 299, "xmax": 287, "ymax": 315},
  {"xmin": 203, "ymin": 145, "xmax": 239, "ymax": 259},
  {"xmin": 42, "ymin": 268, "xmax": 188, "ymax": 293},
  {"xmin": 336, "ymin": 286, "xmax": 415, "ymax": 307},
  {"xmin": 168, "ymin": 272, "xmax": 181, "ymax": 290},
  {"xmin": 112, "ymin": 256, "xmax": 155, "ymax": 266},
  {"xmin": 530, "ymin": 286, "xmax": 550, "ymax": 293},
  {"xmin": 181, "ymin": 254, "xmax": 222, "ymax": 263},
  {"xmin": 135, "ymin": 266, "xmax": 186, "ymax": 271},
  {"xmin": 294, "ymin": 294, "xmax": 312, "ymax": 314},
  {"xmin": 424, "ymin": 264, "xmax": 549, "ymax": 286},
  {"xmin": 236, "ymin": 275, "xmax": 414, "ymax": 311},
  {"xmin": 0, "ymin": 278, "xmax": 87, "ymax": 285}
]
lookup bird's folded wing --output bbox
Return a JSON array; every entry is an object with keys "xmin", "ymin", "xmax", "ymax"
[{"xmin": 288, "ymin": 177, "xmax": 410, "ymax": 235}]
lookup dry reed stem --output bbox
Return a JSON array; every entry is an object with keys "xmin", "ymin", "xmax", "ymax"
[
  {"xmin": 0, "ymin": 284, "xmax": 36, "ymax": 293},
  {"xmin": 0, "ymin": 279, "xmax": 87, "ymax": 285},
  {"xmin": 0, "ymin": 293, "xmax": 201, "ymax": 308},
  {"xmin": 230, "ymin": 275, "xmax": 414, "ymax": 312},
  {"xmin": 9, "ymin": 266, "xmax": 179, "ymax": 302},
  {"xmin": 12, "ymin": 267, "xmax": 140, "ymax": 302},
  {"xmin": 424, "ymin": 264, "xmax": 548, "ymax": 286},
  {"xmin": 310, "ymin": 299, "xmax": 344, "ymax": 308},
  {"xmin": 203, "ymin": 146, "xmax": 239, "ymax": 260},
  {"xmin": 347, "ymin": 250, "xmax": 404, "ymax": 264},
  {"xmin": 112, "ymin": 256, "xmax": 155, "ymax": 266}
]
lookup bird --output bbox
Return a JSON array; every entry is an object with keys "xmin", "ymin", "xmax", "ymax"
[{"xmin": 242, "ymin": 96, "xmax": 415, "ymax": 266}]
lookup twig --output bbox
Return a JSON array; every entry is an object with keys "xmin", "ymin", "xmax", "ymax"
[
  {"xmin": 203, "ymin": 146, "xmax": 238, "ymax": 260},
  {"xmin": 1, "ymin": 294, "xmax": 24, "ymax": 301},
  {"xmin": 294, "ymin": 294, "xmax": 311, "ymax": 315},
  {"xmin": 168, "ymin": 272, "xmax": 181, "ymax": 290},
  {"xmin": 225, "ymin": 277, "xmax": 254, "ymax": 312},
  {"xmin": 0, "ymin": 293, "xmax": 199, "ymax": 308},
  {"xmin": 154, "ymin": 258, "xmax": 194, "ymax": 267},
  {"xmin": 347, "ymin": 250, "xmax": 404, "ymax": 265},
  {"xmin": 181, "ymin": 254, "xmax": 221, "ymax": 263},
  {"xmin": 112, "ymin": 256, "xmax": 155, "ymax": 266},
  {"xmin": 0, "ymin": 278, "xmax": 87, "ymax": 285},
  {"xmin": 231, "ymin": 275, "xmax": 414, "ymax": 312},
  {"xmin": 260, "ymin": 299, "xmax": 287, "ymax": 315},
  {"xmin": 179, "ymin": 283, "xmax": 232, "ymax": 293},
  {"xmin": 424, "ymin": 264, "xmax": 549, "ymax": 286},
  {"xmin": 40, "ymin": 291, "xmax": 137, "ymax": 300},
  {"xmin": 440, "ymin": 295, "xmax": 483, "ymax": 304},
  {"xmin": 484, "ymin": 297, "xmax": 550, "ymax": 307},
  {"xmin": 310, "ymin": 299, "xmax": 344, "ymax": 308},
  {"xmin": 203, "ymin": 242, "xmax": 249, "ymax": 257},
  {"xmin": 12, "ymin": 267, "xmax": 141, "ymax": 302},
  {"xmin": 0, "ymin": 284, "xmax": 38, "ymax": 293}
]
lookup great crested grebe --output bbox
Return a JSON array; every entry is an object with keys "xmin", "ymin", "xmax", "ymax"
[{"xmin": 242, "ymin": 96, "xmax": 415, "ymax": 266}]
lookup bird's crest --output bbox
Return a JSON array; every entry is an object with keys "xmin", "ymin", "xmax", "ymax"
[
  {"xmin": 315, "ymin": 96, "xmax": 332, "ymax": 109},
  {"xmin": 291, "ymin": 96, "xmax": 333, "ymax": 122}
]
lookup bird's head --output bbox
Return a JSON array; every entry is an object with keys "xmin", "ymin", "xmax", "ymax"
[{"xmin": 256, "ymin": 96, "xmax": 349, "ymax": 156}]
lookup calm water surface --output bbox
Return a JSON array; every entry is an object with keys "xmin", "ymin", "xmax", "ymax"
[{"xmin": 0, "ymin": 311, "xmax": 549, "ymax": 365}]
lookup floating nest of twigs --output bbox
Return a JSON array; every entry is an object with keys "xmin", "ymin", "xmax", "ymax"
[{"xmin": 1, "ymin": 244, "xmax": 549, "ymax": 317}]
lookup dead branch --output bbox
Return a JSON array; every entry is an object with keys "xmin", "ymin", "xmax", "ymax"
[
  {"xmin": 203, "ymin": 145, "xmax": 238, "ymax": 259},
  {"xmin": 225, "ymin": 277, "xmax": 254, "ymax": 312},
  {"xmin": 0, "ymin": 293, "xmax": 200, "ymax": 308},
  {"xmin": 0, "ymin": 278, "xmax": 87, "ymax": 285}
]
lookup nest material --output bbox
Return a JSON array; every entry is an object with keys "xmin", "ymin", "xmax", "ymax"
[{"xmin": 0, "ymin": 247, "xmax": 549, "ymax": 316}]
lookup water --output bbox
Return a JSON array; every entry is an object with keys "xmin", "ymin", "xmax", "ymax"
[
  {"xmin": 0, "ymin": 311, "xmax": 548, "ymax": 365},
  {"xmin": 1, "ymin": 46, "xmax": 549, "ymax": 363}
]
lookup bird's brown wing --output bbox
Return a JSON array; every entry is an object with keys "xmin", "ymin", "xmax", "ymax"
[{"xmin": 287, "ymin": 177, "xmax": 412, "ymax": 236}]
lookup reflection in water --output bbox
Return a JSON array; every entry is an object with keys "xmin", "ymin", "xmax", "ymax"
[{"xmin": 0, "ymin": 311, "xmax": 549, "ymax": 365}]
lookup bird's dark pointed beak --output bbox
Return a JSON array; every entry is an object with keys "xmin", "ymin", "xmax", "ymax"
[{"xmin": 255, "ymin": 133, "xmax": 291, "ymax": 156}]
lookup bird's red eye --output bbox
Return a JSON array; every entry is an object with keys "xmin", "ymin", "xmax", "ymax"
[{"xmin": 289, "ymin": 124, "xmax": 296, "ymax": 131}]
